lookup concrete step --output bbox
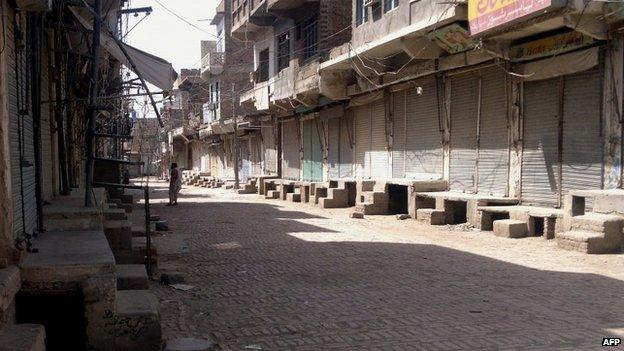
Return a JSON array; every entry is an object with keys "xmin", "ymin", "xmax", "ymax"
[
  {"xmin": 120, "ymin": 194, "xmax": 134, "ymax": 204},
  {"xmin": 104, "ymin": 220, "xmax": 133, "ymax": 252},
  {"xmin": 43, "ymin": 206, "xmax": 102, "ymax": 231},
  {"xmin": 319, "ymin": 188, "xmax": 348, "ymax": 209},
  {"xmin": 416, "ymin": 208, "xmax": 446, "ymax": 225},
  {"xmin": 116, "ymin": 264, "xmax": 149, "ymax": 290},
  {"xmin": 286, "ymin": 192, "xmax": 301, "ymax": 203},
  {"xmin": 265, "ymin": 190, "xmax": 280, "ymax": 199},
  {"xmin": 114, "ymin": 290, "xmax": 162, "ymax": 351},
  {"xmin": 556, "ymin": 230, "xmax": 621, "ymax": 254},
  {"xmin": 493, "ymin": 219, "xmax": 528, "ymax": 238},
  {"xmin": 570, "ymin": 213, "xmax": 624, "ymax": 234},
  {"xmin": 0, "ymin": 324, "xmax": 46, "ymax": 351},
  {"xmin": 105, "ymin": 208, "xmax": 127, "ymax": 221}
]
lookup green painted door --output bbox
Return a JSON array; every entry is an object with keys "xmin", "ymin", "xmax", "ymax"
[{"xmin": 303, "ymin": 119, "xmax": 323, "ymax": 182}]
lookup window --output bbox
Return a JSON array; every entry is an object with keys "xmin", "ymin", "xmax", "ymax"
[
  {"xmin": 302, "ymin": 17, "xmax": 318, "ymax": 60},
  {"xmin": 277, "ymin": 32, "xmax": 290, "ymax": 72},
  {"xmin": 384, "ymin": 0, "xmax": 399, "ymax": 12},
  {"xmin": 371, "ymin": 2, "xmax": 382, "ymax": 21},
  {"xmin": 356, "ymin": 0, "xmax": 368, "ymax": 26},
  {"xmin": 258, "ymin": 49, "xmax": 269, "ymax": 82}
]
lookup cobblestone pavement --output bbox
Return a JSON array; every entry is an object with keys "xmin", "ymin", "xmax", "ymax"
[{"xmin": 145, "ymin": 180, "xmax": 624, "ymax": 350}]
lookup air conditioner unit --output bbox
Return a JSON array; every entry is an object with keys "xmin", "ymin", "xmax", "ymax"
[{"xmin": 16, "ymin": 0, "xmax": 52, "ymax": 11}]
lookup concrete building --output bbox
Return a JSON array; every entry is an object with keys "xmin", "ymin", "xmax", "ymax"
[{"xmin": 0, "ymin": 0, "xmax": 177, "ymax": 348}]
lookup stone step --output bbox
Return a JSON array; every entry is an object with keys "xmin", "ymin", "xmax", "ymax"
[
  {"xmin": 105, "ymin": 208, "xmax": 127, "ymax": 221},
  {"xmin": 416, "ymin": 208, "xmax": 446, "ymax": 225},
  {"xmin": 265, "ymin": 190, "xmax": 280, "ymax": 199},
  {"xmin": 120, "ymin": 194, "xmax": 134, "ymax": 204},
  {"xmin": 116, "ymin": 264, "xmax": 149, "ymax": 290},
  {"xmin": 104, "ymin": 220, "xmax": 133, "ymax": 252},
  {"xmin": 319, "ymin": 188, "xmax": 348, "ymax": 208},
  {"xmin": 114, "ymin": 290, "xmax": 162, "ymax": 351},
  {"xmin": 557, "ymin": 229, "xmax": 622, "ymax": 254},
  {"xmin": 570, "ymin": 213, "xmax": 624, "ymax": 234},
  {"xmin": 0, "ymin": 324, "xmax": 46, "ymax": 351},
  {"xmin": 493, "ymin": 219, "xmax": 528, "ymax": 238},
  {"xmin": 286, "ymin": 192, "xmax": 301, "ymax": 203}
]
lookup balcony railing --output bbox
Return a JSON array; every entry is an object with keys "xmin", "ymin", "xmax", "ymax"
[{"xmin": 200, "ymin": 51, "xmax": 225, "ymax": 76}]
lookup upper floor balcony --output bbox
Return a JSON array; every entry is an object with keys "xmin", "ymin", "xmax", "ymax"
[
  {"xmin": 231, "ymin": 0, "xmax": 275, "ymax": 40},
  {"xmin": 267, "ymin": 0, "xmax": 318, "ymax": 11},
  {"xmin": 200, "ymin": 51, "xmax": 225, "ymax": 78}
]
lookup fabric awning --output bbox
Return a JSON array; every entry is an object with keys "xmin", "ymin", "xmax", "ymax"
[{"xmin": 70, "ymin": 6, "xmax": 177, "ymax": 91}]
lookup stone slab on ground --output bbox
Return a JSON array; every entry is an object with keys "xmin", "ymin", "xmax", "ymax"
[
  {"xmin": 0, "ymin": 324, "xmax": 46, "ymax": 351},
  {"xmin": 493, "ymin": 219, "xmax": 528, "ymax": 238},
  {"xmin": 115, "ymin": 290, "xmax": 162, "ymax": 351}
]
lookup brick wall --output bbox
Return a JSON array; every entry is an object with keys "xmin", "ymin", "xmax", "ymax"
[{"xmin": 319, "ymin": 0, "xmax": 352, "ymax": 58}]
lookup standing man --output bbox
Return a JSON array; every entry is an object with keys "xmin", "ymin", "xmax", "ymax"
[{"xmin": 168, "ymin": 163, "xmax": 182, "ymax": 205}]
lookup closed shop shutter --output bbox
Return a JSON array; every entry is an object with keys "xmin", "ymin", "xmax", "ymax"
[
  {"xmin": 392, "ymin": 90, "xmax": 406, "ymax": 178},
  {"xmin": 261, "ymin": 120, "xmax": 277, "ymax": 174},
  {"xmin": 405, "ymin": 77, "xmax": 443, "ymax": 179},
  {"xmin": 521, "ymin": 78, "xmax": 560, "ymax": 206},
  {"xmin": 10, "ymin": 15, "xmax": 38, "ymax": 236},
  {"xmin": 449, "ymin": 73, "xmax": 479, "ymax": 192},
  {"xmin": 281, "ymin": 119, "xmax": 300, "ymax": 180},
  {"xmin": 200, "ymin": 143, "xmax": 210, "ymax": 172},
  {"xmin": 302, "ymin": 119, "xmax": 323, "ymax": 182},
  {"xmin": 370, "ymin": 99, "xmax": 388, "ymax": 179},
  {"xmin": 41, "ymin": 46, "xmax": 55, "ymax": 200},
  {"xmin": 561, "ymin": 67, "xmax": 603, "ymax": 197},
  {"xmin": 339, "ymin": 115, "xmax": 354, "ymax": 178},
  {"xmin": 239, "ymin": 138, "xmax": 251, "ymax": 182},
  {"xmin": 354, "ymin": 105, "xmax": 371, "ymax": 179},
  {"xmin": 478, "ymin": 66, "xmax": 509, "ymax": 196},
  {"xmin": 192, "ymin": 142, "xmax": 202, "ymax": 171},
  {"xmin": 327, "ymin": 117, "xmax": 340, "ymax": 179}
]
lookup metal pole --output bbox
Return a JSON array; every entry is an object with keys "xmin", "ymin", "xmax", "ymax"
[
  {"xmin": 144, "ymin": 187, "xmax": 152, "ymax": 277},
  {"xmin": 232, "ymin": 83, "xmax": 240, "ymax": 190},
  {"xmin": 85, "ymin": 0, "xmax": 101, "ymax": 207}
]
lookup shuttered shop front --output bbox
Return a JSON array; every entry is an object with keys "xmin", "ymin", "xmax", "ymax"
[
  {"xmin": 354, "ymin": 105, "xmax": 371, "ymax": 179},
  {"xmin": 449, "ymin": 72, "xmax": 479, "ymax": 192},
  {"xmin": 281, "ymin": 119, "xmax": 300, "ymax": 180},
  {"xmin": 328, "ymin": 115, "xmax": 354, "ymax": 179},
  {"xmin": 477, "ymin": 66, "xmax": 509, "ymax": 196},
  {"xmin": 521, "ymin": 66, "xmax": 603, "ymax": 206},
  {"xmin": 261, "ymin": 120, "xmax": 277, "ymax": 174},
  {"xmin": 405, "ymin": 77, "xmax": 443, "ymax": 179},
  {"xmin": 9, "ymin": 13, "xmax": 38, "ymax": 237},
  {"xmin": 302, "ymin": 119, "xmax": 323, "ymax": 182},
  {"xmin": 369, "ymin": 99, "xmax": 388, "ymax": 179}
]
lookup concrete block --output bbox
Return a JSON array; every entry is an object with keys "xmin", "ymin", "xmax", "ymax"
[
  {"xmin": 556, "ymin": 230, "xmax": 619, "ymax": 254},
  {"xmin": 396, "ymin": 214, "xmax": 410, "ymax": 220},
  {"xmin": 104, "ymin": 220, "xmax": 133, "ymax": 251},
  {"xmin": 350, "ymin": 212, "xmax": 364, "ymax": 219},
  {"xmin": 493, "ymin": 219, "xmax": 528, "ymax": 238},
  {"xmin": 416, "ymin": 208, "xmax": 446, "ymax": 225},
  {"xmin": 116, "ymin": 264, "xmax": 149, "ymax": 290},
  {"xmin": 120, "ymin": 194, "xmax": 134, "ymax": 204},
  {"xmin": 105, "ymin": 208, "xmax": 127, "ymax": 221},
  {"xmin": 0, "ymin": 266, "xmax": 21, "ymax": 326},
  {"xmin": 0, "ymin": 324, "xmax": 46, "ymax": 351},
  {"xmin": 286, "ymin": 192, "xmax": 301, "ymax": 203},
  {"xmin": 265, "ymin": 190, "xmax": 280, "ymax": 199},
  {"xmin": 155, "ymin": 221, "xmax": 169, "ymax": 231},
  {"xmin": 165, "ymin": 338, "xmax": 218, "ymax": 351},
  {"xmin": 114, "ymin": 290, "xmax": 162, "ymax": 351}
]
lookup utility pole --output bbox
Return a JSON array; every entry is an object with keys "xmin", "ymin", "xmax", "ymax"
[{"xmin": 232, "ymin": 83, "xmax": 240, "ymax": 190}]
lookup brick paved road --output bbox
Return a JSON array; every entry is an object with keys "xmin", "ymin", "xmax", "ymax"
[{"xmin": 147, "ymin": 181, "xmax": 624, "ymax": 350}]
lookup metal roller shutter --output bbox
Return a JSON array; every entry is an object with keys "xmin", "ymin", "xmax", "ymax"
[
  {"xmin": 261, "ymin": 120, "xmax": 277, "ymax": 174},
  {"xmin": 339, "ymin": 116, "xmax": 354, "ymax": 178},
  {"xmin": 561, "ymin": 67, "xmax": 603, "ymax": 197},
  {"xmin": 478, "ymin": 66, "xmax": 509, "ymax": 196},
  {"xmin": 370, "ymin": 99, "xmax": 388, "ymax": 179},
  {"xmin": 281, "ymin": 119, "xmax": 300, "ymax": 180},
  {"xmin": 405, "ymin": 78, "xmax": 443, "ymax": 179},
  {"xmin": 521, "ymin": 78, "xmax": 560, "ymax": 206},
  {"xmin": 392, "ymin": 90, "xmax": 406, "ymax": 178},
  {"xmin": 41, "ymin": 45, "xmax": 55, "ymax": 200},
  {"xmin": 354, "ymin": 105, "xmax": 371, "ymax": 179},
  {"xmin": 449, "ymin": 73, "xmax": 479, "ymax": 192},
  {"xmin": 302, "ymin": 119, "xmax": 323, "ymax": 182},
  {"xmin": 239, "ymin": 138, "xmax": 251, "ymax": 182},
  {"xmin": 327, "ymin": 117, "xmax": 340, "ymax": 179}
]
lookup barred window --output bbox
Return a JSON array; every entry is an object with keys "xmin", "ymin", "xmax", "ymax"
[{"xmin": 277, "ymin": 32, "xmax": 290, "ymax": 71}]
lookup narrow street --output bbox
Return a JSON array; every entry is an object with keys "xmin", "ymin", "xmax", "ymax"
[{"xmin": 147, "ymin": 181, "xmax": 624, "ymax": 350}]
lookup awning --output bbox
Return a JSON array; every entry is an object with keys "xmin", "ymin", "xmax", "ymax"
[{"xmin": 70, "ymin": 6, "xmax": 177, "ymax": 91}]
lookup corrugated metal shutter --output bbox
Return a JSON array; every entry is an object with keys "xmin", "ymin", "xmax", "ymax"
[
  {"xmin": 521, "ymin": 78, "xmax": 559, "ymax": 206},
  {"xmin": 354, "ymin": 105, "xmax": 371, "ymax": 179},
  {"xmin": 327, "ymin": 117, "xmax": 340, "ymax": 179},
  {"xmin": 561, "ymin": 67, "xmax": 603, "ymax": 197},
  {"xmin": 392, "ymin": 90, "xmax": 406, "ymax": 178},
  {"xmin": 10, "ymin": 14, "xmax": 38, "ymax": 237},
  {"xmin": 405, "ymin": 77, "xmax": 443, "ymax": 179},
  {"xmin": 339, "ymin": 115, "xmax": 354, "ymax": 178},
  {"xmin": 478, "ymin": 66, "xmax": 509, "ymax": 196},
  {"xmin": 41, "ymin": 45, "xmax": 54, "ymax": 200},
  {"xmin": 302, "ymin": 119, "xmax": 323, "ymax": 182},
  {"xmin": 240, "ymin": 137, "xmax": 251, "ymax": 182},
  {"xmin": 261, "ymin": 120, "xmax": 277, "ymax": 174},
  {"xmin": 370, "ymin": 99, "xmax": 388, "ymax": 179},
  {"xmin": 449, "ymin": 73, "xmax": 479, "ymax": 192},
  {"xmin": 281, "ymin": 119, "xmax": 300, "ymax": 180}
]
